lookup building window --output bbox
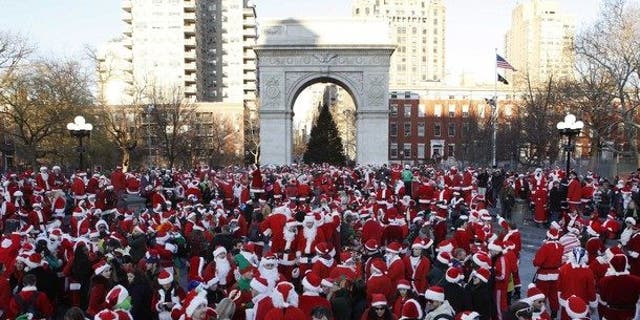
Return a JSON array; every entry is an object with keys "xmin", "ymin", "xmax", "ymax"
[
  {"xmin": 462, "ymin": 122, "xmax": 469, "ymax": 133},
  {"xmin": 417, "ymin": 143, "xmax": 425, "ymax": 159},
  {"xmin": 434, "ymin": 104, "xmax": 442, "ymax": 117},
  {"xmin": 404, "ymin": 104, "xmax": 412, "ymax": 117},
  {"xmin": 434, "ymin": 123, "xmax": 441, "ymax": 137},
  {"xmin": 390, "ymin": 143, "xmax": 398, "ymax": 158},
  {"xmin": 447, "ymin": 144, "xmax": 455, "ymax": 157},
  {"xmin": 448, "ymin": 123, "xmax": 455, "ymax": 137},
  {"xmin": 462, "ymin": 105, "xmax": 469, "ymax": 118},
  {"xmin": 448, "ymin": 104, "xmax": 456, "ymax": 117},
  {"xmin": 418, "ymin": 104, "xmax": 425, "ymax": 117},
  {"xmin": 404, "ymin": 123, "xmax": 411, "ymax": 137},
  {"xmin": 417, "ymin": 123, "xmax": 425, "ymax": 137},
  {"xmin": 390, "ymin": 122, "xmax": 397, "ymax": 137},
  {"xmin": 403, "ymin": 143, "xmax": 412, "ymax": 158},
  {"xmin": 390, "ymin": 104, "xmax": 398, "ymax": 117}
]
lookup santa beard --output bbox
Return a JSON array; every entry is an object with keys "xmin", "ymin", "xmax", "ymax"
[
  {"xmin": 303, "ymin": 225, "xmax": 317, "ymax": 241},
  {"xmin": 215, "ymin": 256, "xmax": 231, "ymax": 285},
  {"xmin": 258, "ymin": 265, "xmax": 279, "ymax": 287},
  {"xmin": 284, "ymin": 228, "xmax": 296, "ymax": 242}
]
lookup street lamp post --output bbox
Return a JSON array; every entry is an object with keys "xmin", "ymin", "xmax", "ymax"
[
  {"xmin": 556, "ymin": 113, "xmax": 584, "ymax": 174},
  {"xmin": 66, "ymin": 116, "xmax": 93, "ymax": 170}
]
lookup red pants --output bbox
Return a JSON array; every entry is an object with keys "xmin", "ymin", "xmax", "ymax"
[
  {"xmin": 494, "ymin": 288, "xmax": 508, "ymax": 320},
  {"xmin": 535, "ymin": 279, "xmax": 559, "ymax": 313}
]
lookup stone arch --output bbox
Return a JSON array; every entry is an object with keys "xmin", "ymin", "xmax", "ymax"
[{"xmin": 255, "ymin": 19, "xmax": 394, "ymax": 165}]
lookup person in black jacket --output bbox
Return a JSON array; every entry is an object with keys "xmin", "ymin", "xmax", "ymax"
[
  {"xmin": 128, "ymin": 269, "xmax": 155, "ymax": 319},
  {"xmin": 548, "ymin": 181, "xmax": 563, "ymax": 224},
  {"xmin": 467, "ymin": 268, "xmax": 494, "ymax": 320},
  {"xmin": 442, "ymin": 267, "xmax": 470, "ymax": 314}
]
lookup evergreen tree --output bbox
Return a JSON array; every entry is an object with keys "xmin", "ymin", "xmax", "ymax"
[{"xmin": 303, "ymin": 102, "xmax": 346, "ymax": 165}]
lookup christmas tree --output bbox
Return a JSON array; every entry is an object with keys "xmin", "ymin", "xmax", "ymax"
[{"xmin": 303, "ymin": 102, "xmax": 346, "ymax": 165}]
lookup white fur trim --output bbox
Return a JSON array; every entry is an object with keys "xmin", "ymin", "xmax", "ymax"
[
  {"xmin": 536, "ymin": 273, "xmax": 559, "ymax": 281},
  {"xmin": 186, "ymin": 293, "xmax": 208, "ymax": 317},
  {"xmin": 69, "ymin": 282, "xmax": 81, "ymax": 291}
]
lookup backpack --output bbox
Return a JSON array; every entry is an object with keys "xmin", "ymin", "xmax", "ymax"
[{"xmin": 14, "ymin": 292, "xmax": 41, "ymax": 319}]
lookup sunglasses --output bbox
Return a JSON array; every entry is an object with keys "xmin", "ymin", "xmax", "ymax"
[{"xmin": 374, "ymin": 306, "xmax": 386, "ymax": 311}]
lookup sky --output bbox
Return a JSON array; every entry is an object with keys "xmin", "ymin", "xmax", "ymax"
[{"xmin": 0, "ymin": 0, "xmax": 602, "ymax": 82}]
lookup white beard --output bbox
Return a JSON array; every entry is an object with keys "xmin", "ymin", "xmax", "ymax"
[
  {"xmin": 284, "ymin": 229, "xmax": 296, "ymax": 242},
  {"xmin": 620, "ymin": 228, "xmax": 633, "ymax": 246},
  {"xmin": 258, "ymin": 266, "xmax": 279, "ymax": 287},
  {"xmin": 215, "ymin": 257, "xmax": 231, "ymax": 285},
  {"xmin": 303, "ymin": 226, "xmax": 317, "ymax": 253}
]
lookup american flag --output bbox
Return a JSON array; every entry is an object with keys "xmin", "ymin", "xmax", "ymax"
[{"xmin": 496, "ymin": 54, "xmax": 516, "ymax": 71}]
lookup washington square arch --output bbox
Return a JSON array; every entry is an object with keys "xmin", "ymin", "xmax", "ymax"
[{"xmin": 255, "ymin": 19, "xmax": 395, "ymax": 165}]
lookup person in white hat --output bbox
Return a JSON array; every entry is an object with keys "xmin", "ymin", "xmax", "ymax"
[{"xmin": 423, "ymin": 286, "xmax": 454, "ymax": 320}]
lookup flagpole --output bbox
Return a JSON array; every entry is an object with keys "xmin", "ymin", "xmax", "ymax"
[{"xmin": 492, "ymin": 48, "xmax": 498, "ymax": 168}]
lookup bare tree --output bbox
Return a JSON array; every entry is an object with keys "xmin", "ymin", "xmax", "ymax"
[
  {"xmin": 0, "ymin": 31, "xmax": 33, "ymax": 86},
  {"xmin": 0, "ymin": 59, "xmax": 92, "ymax": 166},
  {"xmin": 575, "ymin": 0, "xmax": 640, "ymax": 165},
  {"xmin": 244, "ymin": 105, "xmax": 260, "ymax": 165}
]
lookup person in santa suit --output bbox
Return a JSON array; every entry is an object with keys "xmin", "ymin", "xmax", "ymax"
[
  {"xmin": 444, "ymin": 166, "xmax": 463, "ymax": 193},
  {"xmin": 524, "ymin": 283, "xmax": 552, "ymax": 320},
  {"xmin": 443, "ymin": 267, "xmax": 468, "ymax": 314},
  {"xmin": 362, "ymin": 239, "xmax": 385, "ymax": 280},
  {"xmin": 583, "ymin": 225, "xmax": 604, "ymax": 263},
  {"xmin": 514, "ymin": 174, "xmax": 531, "ymax": 201},
  {"xmin": 398, "ymin": 298, "xmax": 423, "ymax": 320},
  {"xmin": 402, "ymin": 238, "xmax": 432, "ymax": 294},
  {"xmin": 299, "ymin": 273, "xmax": 332, "ymax": 319},
  {"xmin": 532, "ymin": 227, "xmax": 564, "ymax": 319},
  {"xmin": 601, "ymin": 211, "xmax": 621, "ymax": 241},
  {"xmin": 366, "ymin": 259, "xmax": 393, "ymax": 303},
  {"xmin": 431, "ymin": 213, "xmax": 448, "ymax": 246},
  {"xmin": 264, "ymin": 281, "xmax": 305, "ymax": 320},
  {"xmin": 275, "ymin": 217, "xmax": 299, "ymax": 281},
  {"xmin": 502, "ymin": 240, "xmax": 521, "ymax": 302},
  {"xmin": 202, "ymin": 246, "xmax": 236, "ymax": 292},
  {"xmin": 257, "ymin": 251, "xmax": 286, "ymax": 289},
  {"xmin": 624, "ymin": 218, "xmax": 640, "ymax": 276},
  {"xmin": 361, "ymin": 210, "xmax": 383, "ymax": 247},
  {"xmin": 361, "ymin": 294, "xmax": 397, "ymax": 320},
  {"xmin": 566, "ymin": 171, "xmax": 582, "ymax": 212},
  {"xmin": 376, "ymin": 182, "xmax": 392, "ymax": 205},
  {"xmin": 228, "ymin": 254, "xmax": 257, "ymax": 320},
  {"xmin": 246, "ymin": 276, "xmax": 274, "ymax": 320},
  {"xmin": 27, "ymin": 202, "xmax": 49, "ymax": 232},
  {"xmin": 452, "ymin": 217, "xmax": 472, "ymax": 254},
  {"xmin": 153, "ymin": 269, "xmax": 186, "ymax": 320},
  {"xmin": 597, "ymin": 254, "xmax": 640, "ymax": 320},
  {"xmin": 71, "ymin": 172, "xmax": 87, "ymax": 204},
  {"xmin": 35, "ymin": 166, "xmax": 51, "ymax": 191},
  {"xmin": 530, "ymin": 168, "xmax": 547, "ymax": 191},
  {"xmin": 416, "ymin": 178, "xmax": 436, "ymax": 211},
  {"xmin": 557, "ymin": 247, "xmax": 596, "ymax": 320},
  {"xmin": 260, "ymin": 206, "xmax": 289, "ymax": 252},
  {"xmin": 310, "ymin": 242, "xmax": 336, "ymax": 280},
  {"xmin": 580, "ymin": 178, "xmax": 595, "ymax": 209},
  {"xmin": 87, "ymin": 259, "xmax": 114, "ymax": 317},
  {"xmin": 532, "ymin": 185, "xmax": 549, "ymax": 228},
  {"xmin": 391, "ymin": 280, "xmax": 417, "ymax": 318},
  {"xmin": 383, "ymin": 242, "xmax": 405, "ymax": 290},
  {"xmin": 48, "ymin": 188, "xmax": 65, "ymax": 218},
  {"xmin": 178, "ymin": 289, "xmax": 216, "ymax": 320},
  {"xmin": 329, "ymin": 251, "xmax": 360, "ymax": 282},
  {"xmin": 560, "ymin": 210, "xmax": 584, "ymax": 235},
  {"xmin": 6, "ymin": 274, "xmax": 54, "ymax": 319},
  {"xmin": 488, "ymin": 239, "xmax": 513, "ymax": 319},
  {"xmin": 563, "ymin": 295, "xmax": 590, "ymax": 320},
  {"xmin": 296, "ymin": 213, "xmax": 326, "ymax": 276}
]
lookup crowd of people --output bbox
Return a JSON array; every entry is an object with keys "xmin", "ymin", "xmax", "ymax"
[{"xmin": 0, "ymin": 163, "xmax": 639, "ymax": 320}]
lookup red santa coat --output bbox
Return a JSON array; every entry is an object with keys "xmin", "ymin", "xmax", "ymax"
[
  {"xmin": 387, "ymin": 256, "xmax": 405, "ymax": 289},
  {"xmin": 27, "ymin": 209, "xmax": 50, "ymax": 229},
  {"xmin": 533, "ymin": 241, "xmax": 564, "ymax": 281},
  {"xmin": 310, "ymin": 256, "xmax": 335, "ymax": 279},
  {"xmin": 253, "ymin": 295, "xmax": 274, "ymax": 320},
  {"xmin": 260, "ymin": 211, "xmax": 288, "ymax": 251},
  {"xmin": 298, "ymin": 294, "xmax": 331, "ymax": 320},
  {"xmin": 588, "ymin": 257, "xmax": 609, "ymax": 283},
  {"xmin": 502, "ymin": 229, "xmax": 522, "ymax": 257},
  {"xmin": 152, "ymin": 285, "xmax": 186, "ymax": 314},
  {"xmin": 557, "ymin": 263, "xmax": 596, "ymax": 317},
  {"xmin": 566, "ymin": 178, "xmax": 582, "ymax": 205},
  {"xmin": 7, "ymin": 287, "xmax": 54, "ymax": 319},
  {"xmin": 264, "ymin": 306, "xmax": 306, "ymax": 320},
  {"xmin": 202, "ymin": 256, "xmax": 236, "ymax": 288},
  {"xmin": 532, "ymin": 187, "xmax": 548, "ymax": 223},
  {"xmin": 627, "ymin": 232, "xmax": 640, "ymax": 276},
  {"xmin": 297, "ymin": 183, "xmax": 311, "ymax": 201},
  {"xmin": 362, "ymin": 219, "xmax": 383, "ymax": 245},
  {"xmin": 597, "ymin": 273, "xmax": 640, "ymax": 320},
  {"xmin": 530, "ymin": 174, "xmax": 548, "ymax": 191},
  {"xmin": 581, "ymin": 184, "xmax": 594, "ymax": 203},
  {"xmin": 584, "ymin": 236, "xmax": 604, "ymax": 263},
  {"xmin": 366, "ymin": 273, "xmax": 393, "ymax": 303},
  {"xmin": 402, "ymin": 255, "xmax": 430, "ymax": 293},
  {"xmin": 71, "ymin": 177, "xmax": 86, "ymax": 200},
  {"xmin": 87, "ymin": 275, "xmax": 111, "ymax": 317},
  {"xmin": 35, "ymin": 172, "xmax": 50, "ymax": 191}
]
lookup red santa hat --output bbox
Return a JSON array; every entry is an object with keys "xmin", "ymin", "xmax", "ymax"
[
  {"xmin": 213, "ymin": 246, "xmax": 227, "ymax": 258},
  {"xmin": 424, "ymin": 286, "xmax": 445, "ymax": 302},
  {"xmin": 106, "ymin": 284, "xmax": 129, "ymax": 309},
  {"xmin": 411, "ymin": 237, "xmax": 433, "ymax": 250},
  {"xmin": 455, "ymin": 311, "xmax": 480, "ymax": 320},
  {"xmin": 315, "ymin": 242, "xmax": 332, "ymax": 256},
  {"xmin": 370, "ymin": 259, "xmax": 388, "ymax": 275},
  {"xmin": 471, "ymin": 252, "xmax": 491, "ymax": 268},
  {"xmin": 603, "ymin": 246, "xmax": 624, "ymax": 261},
  {"xmin": 586, "ymin": 225, "xmax": 600, "ymax": 237},
  {"xmin": 183, "ymin": 289, "xmax": 209, "ymax": 318},
  {"xmin": 386, "ymin": 241, "xmax": 402, "ymax": 254},
  {"xmin": 436, "ymin": 251, "xmax": 451, "ymax": 266},
  {"xmin": 498, "ymin": 216, "xmax": 509, "ymax": 230},
  {"xmin": 472, "ymin": 267, "xmax": 491, "ymax": 283},
  {"xmin": 371, "ymin": 293, "xmax": 387, "ymax": 307},
  {"xmin": 94, "ymin": 310, "xmax": 119, "ymax": 320},
  {"xmin": 302, "ymin": 273, "xmax": 322, "ymax": 294},
  {"xmin": 399, "ymin": 299, "xmax": 423, "ymax": 320},
  {"xmin": 609, "ymin": 254, "xmax": 629, "ymax": 275},
  {"xmin": 397, "ymin": 279, "xmax": 411, "ymax": 290},
  {"xmin": 565, "ymin": 295, "xmax": 588, "ymax": 319},
  {"xmin": 437, "ymin": 239, "xmax": 454, "ymax": 253},
  {"xmin": 339, "ymin": 251, "xmax": 353, "ymax": 264},
  {"xmin": 93, "ymin": 259, "xmax": 111, "ymax": 275},
  {"xmin": 445, "ymin": 267, "xmax": 464, "ymax": 283},
  {"xmin": 249, "ymin": 276, "xmax": 269, "ymax": 294},
  {"xmin": 526, "ymin": 283, "xmax": 545, "ymax": 303},
  {"xmin": 625, "ymin": 217, "xmax": 637, "ymax": 227},
  {"xmin": 546, "ymin": 228, "xmax": 560, "ymax": 240},
  {"xmin": 272, "ymin": 281, "xmax": 299, "ymax": 308},
  {"xmin": 158, "ymin": 269, "xmax": 174, "ymax": 285},
  {"xmin": 364, "ymin": 239, "xmax": 379, "ymax": 252}
]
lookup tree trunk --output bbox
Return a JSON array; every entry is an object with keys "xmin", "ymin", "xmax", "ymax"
[{"xmin": 121, "ymin": 148, "xmax": 131, "ymax": 173}]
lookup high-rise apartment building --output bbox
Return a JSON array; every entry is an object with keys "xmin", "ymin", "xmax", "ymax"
[
  {"xmin": 98, "ymin": 0, "xmax": 257, "ymax": 106},
  {"xmin": 504, "ymin": 0, "xmax": 575, "ymax": 87},
  {"xmin": 352, "ymin": 0, "xmax": 446, "ymax": 88}
]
